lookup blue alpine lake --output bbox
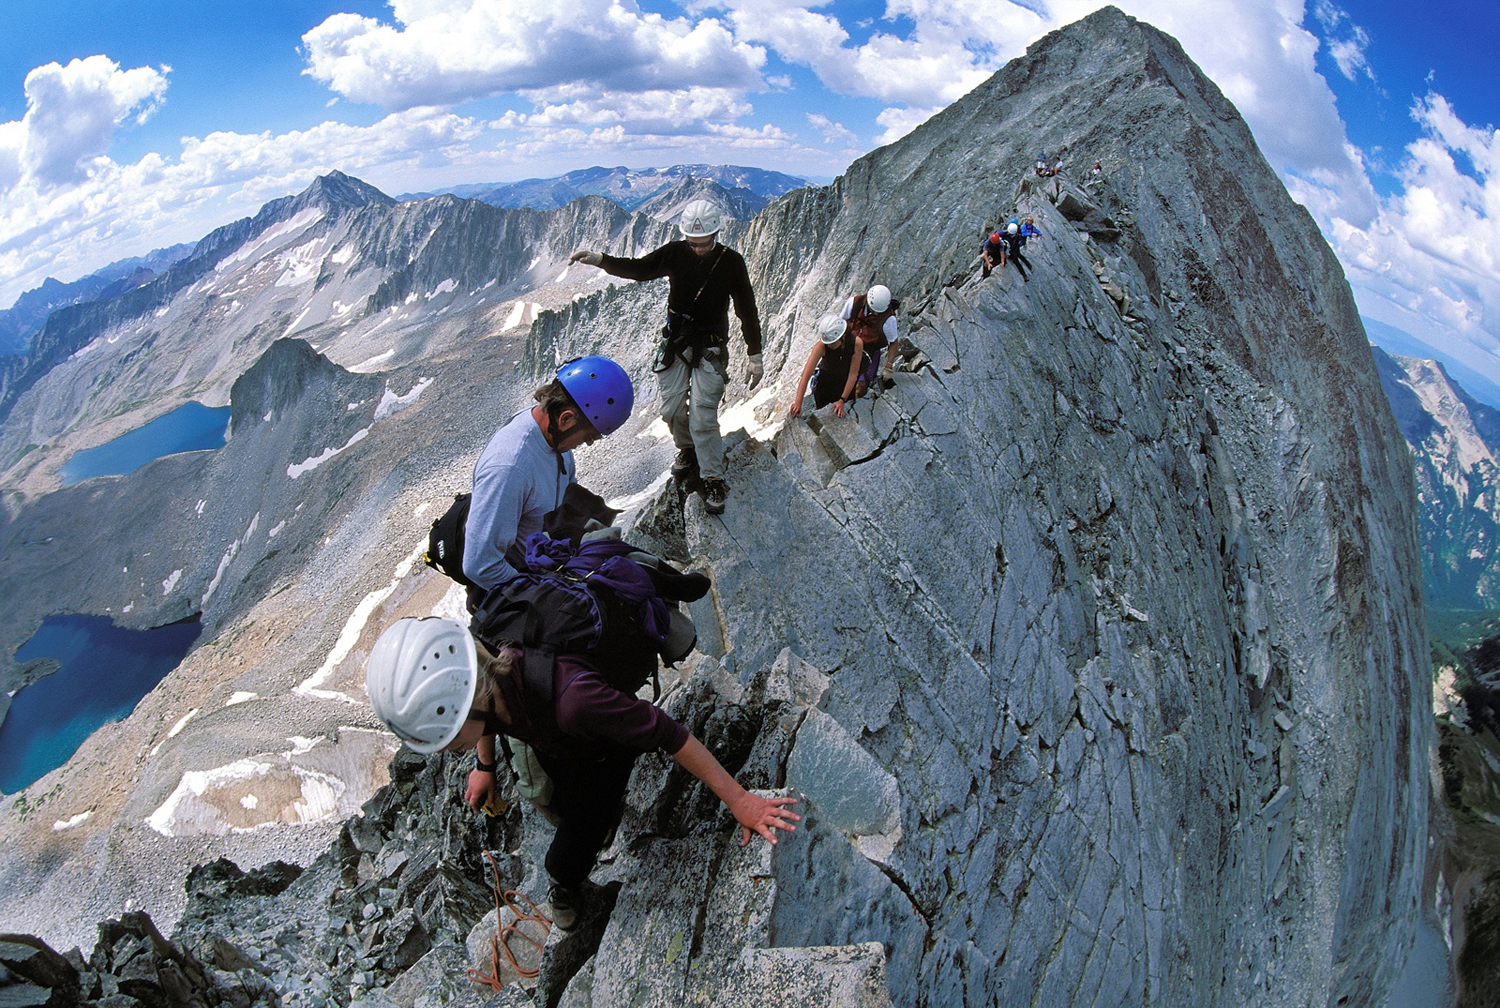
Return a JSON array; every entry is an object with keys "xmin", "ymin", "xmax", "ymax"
[
  {"xmin": 58, "ymin": 401, "xmax": 231, "ymax": 486},
  {"xmin": 0, "ymin": 614, "xmax": 202, "ymax": 793}
]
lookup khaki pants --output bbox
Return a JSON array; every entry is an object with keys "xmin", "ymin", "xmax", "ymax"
[{"xmin": 658, "ymin": 345, "xmax": 727, "ymax": 481}]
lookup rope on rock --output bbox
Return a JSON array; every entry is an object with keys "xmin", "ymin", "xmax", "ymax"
[{"xmin": 466, "ymin": 849, "xmax": 553, "ymax": 987}]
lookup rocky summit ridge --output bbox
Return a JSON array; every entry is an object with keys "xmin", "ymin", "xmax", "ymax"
[{"xmin": 0, "ymin": 7, "xmax": 1432, "ymax": 1007}]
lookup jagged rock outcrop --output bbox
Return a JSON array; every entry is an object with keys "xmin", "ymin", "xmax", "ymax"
[
  {"xmin": 524, "ymin": 7, "xmax": 1428, "ymax": 1004},
  {"xmin": 426, "ymin": 164, "xmax": 806, "ymax": 213},
  {"xmin": 1376, "ymin": 346, "xmax": 1500, "ymax": 608},
  {"xmin": 0, "ymin": 7, "xmax": 1431, "ymax": 1007}
]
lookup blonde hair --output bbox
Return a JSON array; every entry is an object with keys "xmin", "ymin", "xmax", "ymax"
[{"xmin": 472, "ymin": 637, "xmax": 517, "ymax": 712}]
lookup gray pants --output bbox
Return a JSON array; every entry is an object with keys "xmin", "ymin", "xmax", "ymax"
[{"xmin": 658, "ymin": 346, "xmax": 727, "ymax": 481}]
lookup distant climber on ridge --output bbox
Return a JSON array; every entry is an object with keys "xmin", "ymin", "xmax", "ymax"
[
  {"xmin": 366, "ymin": 616, "xmax": 799, "ymax": 931},
  {"xmin": 461, "ymin": 357, "xmax": 634, "ymax": 596},
  {"xmin": 568, "ymin": 200, "xmax": 762, "ymax": 516},
  {"xmin": 1001, "ymin": 222, "xmax": 1031, "ymax": 281},
  {"xmin": 841, "ymin": 283, "xmax": 903, "ymax": 390},
  {"xmin": 789, "ymin": 314, "xmax": 866, "ymax": 419}
]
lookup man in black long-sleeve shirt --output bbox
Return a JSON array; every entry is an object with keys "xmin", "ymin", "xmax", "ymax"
[{"xmin": 570, "ymin": 199, "xmax": 762, "ymax": 515}]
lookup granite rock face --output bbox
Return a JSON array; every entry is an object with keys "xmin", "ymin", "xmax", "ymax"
[{"xmin": 0, "ymin": 7, "xmax": 1429, "ymax": 1007}]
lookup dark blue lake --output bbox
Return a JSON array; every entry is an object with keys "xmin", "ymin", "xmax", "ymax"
[
  {"xmin": 0, "ymin": 614, "xmax": 202, "ymax": 793},
  {"xmin": 59, "ymin": 401, "xmax": 231, "ymax": 486}
]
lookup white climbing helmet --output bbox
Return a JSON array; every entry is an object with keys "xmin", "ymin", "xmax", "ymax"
[
  {"xmin": 867, "ymin": 284, "xmax": 892, "ymax": 313},
  {"xmin": 1007, "ymin": 223, "xmax": 1019, "ymax": 235},
  {"xmin": 678, "ymin": 199, "xmax": 724, "ymax": 238},
  {"xmin": 365, "ymin": 616, "xmax": 477, "ymax": 754},
  {"xmin": 817, "ymin": 315, "xmax": 846, "ymax": 344}
]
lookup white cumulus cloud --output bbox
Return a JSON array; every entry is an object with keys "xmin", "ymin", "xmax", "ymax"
[
  {"xmin": 0, "ymin": 56, "xmax": 169, "ymax": 189},
  {"xmin": 303, "ymin": 0, "xmax": 767, "ymax": 110},
  {"xmin": 1311, "ymin": 0, "xmax": 1375, "ymax": 83},
  {"xmin": 806, "ymin": 112, "xmax": 855, "ymax": 146},
  {"xmin": 704, "ymin": 0, "xmax": 1034, "ymax": 107},
  {"xmin": 1332, "ymin": 94, "xmax": 1500, "ymax": 377},
  {"xmin": 497, "ymin": 85, "xmax": 755, "ymax": 132},
  {"xmin": 874, "ymin": 105, "xmax": 940, "ymax": 146}
]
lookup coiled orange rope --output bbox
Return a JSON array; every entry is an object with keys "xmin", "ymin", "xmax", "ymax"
[{"xmin": 466, "ymin": 850, "xmax": 552, "ymax": 987}]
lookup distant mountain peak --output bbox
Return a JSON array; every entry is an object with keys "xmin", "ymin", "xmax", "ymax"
[{"xmin": 297, "ymin": 171, "xmax": 395, "ymax": 211}]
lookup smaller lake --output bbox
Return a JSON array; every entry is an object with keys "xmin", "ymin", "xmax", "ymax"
[
  {"xmin": 0, "ymin": 614, "xmax": 202, "ymax": 794},
  {"xmin": 59, "ymin": 401, "xmax": 231, "ymax": 486}
]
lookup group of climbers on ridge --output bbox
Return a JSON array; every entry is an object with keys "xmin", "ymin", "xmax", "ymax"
[
  {"xmin": 365, "ymin": 163, "xmax": 1100, "ymax": 950},
  {"xmin": 787, "ymin": 283, "xmax": 904, "ymax": 418},
  {"xmin": 369, "ymin": 349, "xmax": 799, "ymax": 932},
  {"xmin": 1035, "ymin": 153, "xmax": 1065, "ymax": 177},
  {"xmin": 981, "ymin": 216, "xmax": 1043, "ymax": 281},
  {"xmin": 368, "ymin": 198, "xmax": 813, "ymax": 938}
]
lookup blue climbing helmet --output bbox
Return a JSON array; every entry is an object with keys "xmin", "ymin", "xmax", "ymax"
[{"xmin": 556, "ymin": 356, "xmax": 634, "ymax": 435}]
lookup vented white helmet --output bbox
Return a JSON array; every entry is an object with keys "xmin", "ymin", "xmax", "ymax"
[
  {"xmin": 818, "ymin": 315, "xmax": 846, "ymax": 344},
  {"xmin": 365, "ymin": 616, "xmax": 477, "ymax": 754},
  {"xmin": 867, "ymin": 285, "xmax": 892, "ymax": 313},
  {"xmin": 679, "ymin": 200, "xmax": 724, "ymax": 238},
  {"xmin": 1007, "ymin": 223, "xmax": 1019, "ymax": 234}
]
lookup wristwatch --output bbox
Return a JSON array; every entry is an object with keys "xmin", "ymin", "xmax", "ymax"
[{"xmin": 474, "ymin": 757, "xmax": 497, "ymax": 773}]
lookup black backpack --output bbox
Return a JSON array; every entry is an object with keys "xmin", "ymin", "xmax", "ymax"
[
  {"xmin": 423, "ymin": 493, "xmax": 475, "ymax": 588},
  {"xmin": 469, "ymin": 567, "xmax": 658, "ymax": 731},
  {"xmin": 468, "ymin": 535, "xmax": 709, "ymax": 732},
  {"xmin": 440, "ymin": 483, "xmax": 710, "ymax": 729}
]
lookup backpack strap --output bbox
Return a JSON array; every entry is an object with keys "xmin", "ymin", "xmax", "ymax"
[
  {"xmin": 471, "ymin": 590, "xmax": 560, "ymax": 732},
  {"xmin": 520, "ymin": 642, "xmax": 556, "ymax": 731}
]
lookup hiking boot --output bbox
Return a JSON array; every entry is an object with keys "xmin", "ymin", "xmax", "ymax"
[
  {"xmin": 702, "ymin": 478, "xmax": 727, "ymax": 515},
  {"xmin": 670, "ymin": 448, "xmax": 698, "ymax": 479},
  {"xmin": 547, "ymin": 882, "xmax": 581, "ymax": 931}
]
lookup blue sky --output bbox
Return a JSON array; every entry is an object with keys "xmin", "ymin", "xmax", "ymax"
[{"xmin": 0, "ymin": 0, "xmax": 1497, "ymax": 389}]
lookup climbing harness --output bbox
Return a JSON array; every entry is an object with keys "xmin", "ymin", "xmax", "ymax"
[
  {"xmin": 656, "ymin": 248, "xmax": 726, "ymax": 371},
  {"xmin": 467, "ymin": 850, "xmax": 553, "ymax": 987}
]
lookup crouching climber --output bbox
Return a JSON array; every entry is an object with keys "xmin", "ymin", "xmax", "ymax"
[
  {"xmin": 365, "ymin": 616, "xmax": 799, "ymax": 931},
  {"xmin": 789, "ymin": 314, "xmax": 867, "ymax": 419},
  {"xmin": 980, "ymin": 227, "xmax": 1005, "ymax": 279},
  {"xmin": 460, "ymin": 357, "xmax": 635, "ymax": 598},
  {"xmin": 1001, "ymin": 222, "xmax": 1031, "ymax": 280},
  {"xmin": 842, "ymin": 284, "xmax": 905, "ymax": 390}
]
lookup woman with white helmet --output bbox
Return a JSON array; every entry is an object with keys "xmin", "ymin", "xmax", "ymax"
[
  {"xmin": 788, "ymin": 314, "xmax": 867, "ymax": 419},
  {"xmin": 841, "ymin": 283, "xmax": 901, "ymax": 389},
  {"xmin": 366, "ymin": 616, "xmax": 799, "ymax": 931}
]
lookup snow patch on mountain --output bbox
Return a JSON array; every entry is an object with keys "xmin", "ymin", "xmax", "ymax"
[
  {"xmin": 216, "ymin": 208, "xmax": 326, "ymax": 274},
  {"xmin": 286, "ymin": 426, "xmax": 368, "ymax": 479},
  {"xmin": 372, "ymin": 377, "xmax": 431, "ymax": 421},
  {"xmin": 145, "ymin": 759, "xmax": 346, "ymax": 837}
]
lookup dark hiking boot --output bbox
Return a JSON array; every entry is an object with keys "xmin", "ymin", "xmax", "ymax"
[
  {"xmin": 702, "ymin": 478, "xmax": 728, "ymax": 515},
  {"xmin": 670, "ymin": 448, "xmax": 698, "ymax": 479},
  {"xmin": 547, "ymin": 882, "xmax": 581, "ymax": 931}
]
